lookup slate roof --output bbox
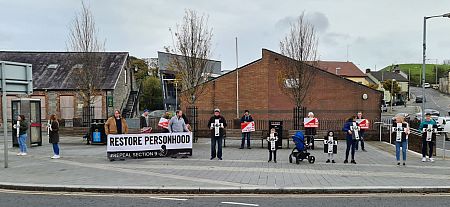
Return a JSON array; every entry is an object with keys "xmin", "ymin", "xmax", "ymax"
[
  {"xmin": 368, "ymin": 71, "xmax": 409, "ymax": 82},
  {"xmin": 0, "ymin": 51, "xmax": 128, "ymax": 90},
  {"xmin": 316, "ymin": 61, "xmax": 366, "ymax": 77}
]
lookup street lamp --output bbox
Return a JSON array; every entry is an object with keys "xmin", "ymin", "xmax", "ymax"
[
  {"xmin": 390, "ymin": 79, "xmax": 396, "ymax": 113},
  {"xmin": 422, "ymin": 13, "xmax": 450, "ymax": 118}
]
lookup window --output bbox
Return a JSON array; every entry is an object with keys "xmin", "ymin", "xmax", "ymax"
[
  {"xmin": 31, "ymin": 96, "xmax": 46, "ymax": 119},
  {"xmin": 91, "ymin": 96, "xmax": 103, "ymax": 119},
  {"xmin": 60, "ymin": 96, "xmax": 74, "ymax": 120},
  {"xmin": 284, "ymin": 78, "xmax": 299, "ymax": 88}
]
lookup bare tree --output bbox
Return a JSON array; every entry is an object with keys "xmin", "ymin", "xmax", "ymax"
[
  {"xmin": 67, "ymin": 1, "xmax": 105, "ymax": 108},
  {"xmin": 278, "ymin": 13, "xmax": 319, "ymax": 107},
  {"xmin": 167, "ymin": 9, "xmax": 214, "ymax": 106}
]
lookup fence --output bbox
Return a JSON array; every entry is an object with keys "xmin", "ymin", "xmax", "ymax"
[{"xmin": 82, "ymin": 106, "xmax": 95, "ymax": 127}]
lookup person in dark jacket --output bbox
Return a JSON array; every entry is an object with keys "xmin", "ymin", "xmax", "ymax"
[
  {"xmin": 419, "ymin": 112, "xmax": 438, "ymax": 162},
  {"xmin": 48, "ymin": 114, "xmax": 60, "ymax": 159},
  {"xmin": 240, "ymin": 110, "xmax": 254, "ymax": 149},
  {"xmin": 304, "ymin": 112, "xmax": 317, "ymax": 149},
  {"xmin": 342, "ymin": 116, "xmax": 358, "ymax": 164},
  {"xmin": 207, "ymin": 108, "xmax": 227, "ymax": 160},
  {"xmin": 14, "ymin": 115, "xmax": 28, "ymax": 156},
  {"xmin": 355, "ymin": 112, "xmax": 366, "ymax": 151},
  {"xmin": 392, "ymin": 115, "xmax": 410, "ymax": 165},
  {"xmin": 267, "ymin": 128, "xmax": 278, "ymax": 163},
  {"xmin": 140, "ymin": 109, "xmax": 151, "ymax": 133}
]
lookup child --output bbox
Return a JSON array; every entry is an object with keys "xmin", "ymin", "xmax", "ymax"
[
  {"xmin": 324, "ymin": 131, "xmax": 337, "ymax": 163},
  {"xmin": 267, "ymin": 128, "xmax": 278, "ymax": 163}
]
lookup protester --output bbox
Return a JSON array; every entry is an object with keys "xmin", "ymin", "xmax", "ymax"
[
  {"xmin": 208, "ymin": 108, "xmax": 227, "ymax": 160},
  {"xmin": 140, "ymin": 109, "xmax": 151, "ymax": 133},
  {"xmin": 324, "ymin": 131, "xmax": 337, "ymax": 163},
  {"xmin": 14, "ymin": 115, "xmax": 28, "ymax": 156},
  {"xmin": 181, "ymin": 113, "xmax": 191, "ymax": 131},
  {"xmin": 160, "ymin": 111, "xmax": 171, "ymax": 133},
  {"xmin": 393, "ymin": 115, "xmax": 410, "ymax": 165},
  {"xmin": 267, "ymin": 128, "xmax": 278, "ymax": 163},
  {"xmin": 105, "ymin": 110, "xmax": 129, "ymax": 135},
  {"xmin": 355, "ymin": 112, "xmax": 367, "ymax": 151},
  {"xmin": 240, "ymin": 110, "xmax": 254, "ymax": 149},
  {"xmin": 342, "ymin": 116, "xmax": 358, "ymax": 164},
  {"xmin": 304, "ymin": 112, "xmax": 316, "ymax": 149},
  {"xmin": 418, "ymin": 112, "xmax": 438, "ymax": 162},
  {"xmin": 169, "ymin": 110, "xmax": 189, "ymax": 133},
  {"xmin": 48, "ymin": 114, "xmax": 60, "ymax": 159}
]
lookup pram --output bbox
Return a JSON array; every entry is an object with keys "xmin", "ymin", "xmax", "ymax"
[{"xmin": 289, "ymin": 131, "xmax": 315, "ymax": 164}]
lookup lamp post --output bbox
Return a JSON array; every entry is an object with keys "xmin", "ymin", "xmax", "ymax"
[
  {"xmin": 422, "ymin": 13, "xmax": 450, "ymax": 118},
  {"xmin": 390, "ymin": 79, "xmax": 396, "ymax": 113}
]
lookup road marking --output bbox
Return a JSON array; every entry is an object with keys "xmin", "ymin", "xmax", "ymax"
[
  {"xmin": 149, "ymin": 197, "xmax": 188, "ymax": 201},
  {"xmin": 221, "ymin": 201, "xmax": 259, "ymax": 206}
]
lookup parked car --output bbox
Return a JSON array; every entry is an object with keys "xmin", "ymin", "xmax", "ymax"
[
  {"xmin": 415, "ymin": 96, "xmax": 425, "ymax": 103},
  {"xmin": 381, "ymin": 100, "xmax": 388, "ymax": 112},
  {"xmin": 149, "ymin": 110, "xmax": 172, "ymax": 118},
  {"xmin": 394, "ymin": 99, "xmax": 405, "ymax": 106},
  {"xmin": 415, "ymin": 109, "xmax": 440, "ymax": 121},
  {"xmin": 437, "ymin": 117, "xmax": 450, "ymax": 140},
  {"xmin": 423, "ymin": 83, "xmax": 431, "ymax": 88},
  {"xmin": 432, "ymin": 85, "xmax": 439, "ymax": 90}
]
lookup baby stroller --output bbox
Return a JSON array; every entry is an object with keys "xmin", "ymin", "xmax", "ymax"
[{"xmin": 289, "ymin": 131, "xmax": 315, "ymax": 164}]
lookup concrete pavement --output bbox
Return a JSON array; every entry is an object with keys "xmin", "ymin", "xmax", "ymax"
[{"xmin": 1, "ymin": 136, "xmax": 450, "ymax": 194}]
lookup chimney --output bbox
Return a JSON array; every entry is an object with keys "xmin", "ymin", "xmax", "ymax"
[{"xmin": 366, "ymin": 68, "xmax": 371, "ymax": 73}]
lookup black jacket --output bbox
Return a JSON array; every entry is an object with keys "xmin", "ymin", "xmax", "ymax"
[
  {"xmin": 240, "ymin": 115, "xmax": 254, "ymax": 123},
  {"xmin": 49, "ymin": 120, "xmax": 60, "ymax": 144},
  {"xmin": 140, "ymin": 115, "xmax": 149, "ymax": 129},
  {"xmin": 16, "ymin": 120, "xmax": 28, "ymax": 135},
  {"xmin": 208, "ymin": 115, "xmax": 227, "ymax": 137}
]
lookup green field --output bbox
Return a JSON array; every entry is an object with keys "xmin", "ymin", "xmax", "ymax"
[{"xmin": 381, "ymin": 64, "xmax": 450, "ymax": 86}]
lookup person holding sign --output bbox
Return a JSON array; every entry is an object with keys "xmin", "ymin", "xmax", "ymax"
[
  {"xmin": 418, "ymin": 112, "xmax": 438, "ymax": 162},
  {"xmin": 208, "ymin": 109, "xmax": 227, "ymax": 160},
  {"xmin": 304, "ymin": 112, "xmax": 317, "ymax": 149},
  {"xmin": 240, "ymin": 110, "xmax": 254, "ymax": 149},
  {"xmin": 13, "ymin": 115, "xmax": 29, "ymax": 156},
  {"xmin": 169, "ymin": 110, "xmax": 189, "ymax": 133},
  {"xmin": 105, "ymin": 110, "xmax": 129, "ymax": 135},
  {"xmin": 323, "ymin": 131, "xmax": 337, "ymax": 163},
  {"xmin": 342, "ymin": 116, "xmax": 358, "ymax": 164},
  {"xmin": 355, "ymin": 112, "xmax": 367, "ymax": 152},
  {"xmin": 48, "ymin": 114, "xmax": 60, "ymax": 159},
  {"xmin": 392, "ymin": 115, "xmax": 410, "ymax": 165},
  {"xmin": 267, "ymin": 128, "xmax": 278, "ymax": 163},
  {"xmin": 140, "ymin": 109, "xmax": 152, "ymax": 133}
]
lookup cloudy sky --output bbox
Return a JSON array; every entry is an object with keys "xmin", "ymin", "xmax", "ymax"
[{"xmin": 1, "ymin": 0, "xmax": 450, "ymax": 71}]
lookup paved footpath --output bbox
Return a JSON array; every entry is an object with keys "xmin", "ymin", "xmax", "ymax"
[{"xmin": 0, "ymin": 136, "xmax": 450, "ymax": 193}]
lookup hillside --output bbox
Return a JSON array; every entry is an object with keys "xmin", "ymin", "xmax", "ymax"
[{"xmin": 380, "ymin": 64, "xmax": 450, "ymax": 86}]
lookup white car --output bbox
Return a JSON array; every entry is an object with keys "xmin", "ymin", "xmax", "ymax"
[
  {"xmin": 423, "ymin": 83, "xmax": 431, "ymax": 88},
  {"xmin": 437, "ymin": 117, "xmax": 450, "ymax": 133}
]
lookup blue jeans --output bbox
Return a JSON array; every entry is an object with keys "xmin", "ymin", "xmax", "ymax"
[
  {"xmin": 355, "ymin": 131, "xmax": 365, "ymax": 150},
  {"xmin": 18, "ymin": 134, "xmax": 28, "ymax": 153},
  {"xmin": 241, "ymin": 132, "xmax": 251, "ymax": 148},
  {"xmin": 395, "ymin": 140, "xmax": 408, "ymax": 161},
  {"xmin": 211, "ymin": 136, "xmax": 223, "ymax": 159},
  {"xmin": 52, "ymin": 143, "xmax": 60, "ymax": 155},
  {"xmin": 345, "ymin": 138, "xmax": 356, "ymax": 161}
]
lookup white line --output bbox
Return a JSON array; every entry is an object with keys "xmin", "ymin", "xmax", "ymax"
[
  {"xmin": 221, "ymin": 201, "xmax": 259, "ymax": 206},
  {"xmin": 149, "ymin": 197, "xmax": 188, "ymax": 201}
]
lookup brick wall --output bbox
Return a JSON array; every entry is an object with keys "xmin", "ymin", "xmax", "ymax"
[{"xmin": 182, "ymin": 49, "xmax": 382, "ymax": 123}]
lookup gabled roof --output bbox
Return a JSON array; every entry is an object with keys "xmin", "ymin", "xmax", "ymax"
[
  {"xmin": 316, "ymin": 61, "xmax": 366, "ymax": 77},
  {"xmin": 0, "ymin": 51, "xmax": 128, "ymax": 90},
  {"xmin": 368, "ymin": 71, "xmax": 408, "ymax": 82}
]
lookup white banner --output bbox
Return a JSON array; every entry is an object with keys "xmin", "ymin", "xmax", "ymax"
[{"xmin": 107, "ymin": 132, "xmax": 193, "ymax": 159}]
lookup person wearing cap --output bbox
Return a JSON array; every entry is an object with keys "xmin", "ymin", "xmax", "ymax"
[
  {"xmin": 418, "ymin": 112, "xmax": 438, "ymax": 162},
  {"xmin": 140, "ymin": 109, "xmax": 151, "ymax": 133},
  {"xmin": 208, "ymin": 108, "xmax": 227, "ymax": 160},
  {"xmin": 240, "ymin": 110, "xmax": 254, "ymax": 149}
]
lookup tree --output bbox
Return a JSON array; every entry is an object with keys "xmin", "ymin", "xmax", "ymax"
[
  {"xmin": 129, "ymin": 56, "xmax": 151, "ymax": 82},
  {"xmin": 67, "ymin": 1, "xmax": 105, "ymax": 107},
  {"xmin": 382, "ymin": 79, "xmax": 401, "ymax": 103},
  {"xmin": 278, "ymin": 13, "xmax": 319, "ymax": 107},
  {"xmin": 166, "ymin": 9, "xmax": 214, "ymax": 106},
  {"xmin": 140, "ymin": 77, "xmax": 163, "ymax": 111}
]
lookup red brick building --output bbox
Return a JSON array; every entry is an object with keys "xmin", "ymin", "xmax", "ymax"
[{"xmin": 181, "ymin": 49, "xmax": 382, "ymax": 125}]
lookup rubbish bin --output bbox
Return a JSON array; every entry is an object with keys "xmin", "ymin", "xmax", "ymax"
[
  {"xmin": 89, "ymin": 119, "xmax": 107, "ymax": 145},
  {"xmin": 269, "ymin": 120, "xmax": 283, "ymax": 148}
]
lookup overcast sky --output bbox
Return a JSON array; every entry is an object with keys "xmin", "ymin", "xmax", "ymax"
[{"xmin": 1, "ymin": 0, "xmax": 450, "ymax": 71}]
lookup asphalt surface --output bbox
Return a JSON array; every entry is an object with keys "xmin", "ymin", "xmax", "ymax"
[
  {"xmin": 410, "ymin": 86, "xmax": 450, "ymax": 116},
  {"xmin": 1, "ymin": 190, "xmax": 450, "ymax": 207}
]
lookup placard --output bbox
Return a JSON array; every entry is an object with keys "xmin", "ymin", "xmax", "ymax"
[
  {"xmin": 356, "ymin": 119, "xmax": 370, "ymax": 129},
  {"xmin": 107, "ymin": 132, "xmax": 193, "ymax": 160},
  {"xmin": 158, "ymin": 117, "xmax": 169, "ymax": 129},
  {"xmin": 304, "ymin": 118, "xmax": 319, "ymax": 128},
  {"xmin": 241, "ymin": 121, "xmax": 255, "ymax": 133}
]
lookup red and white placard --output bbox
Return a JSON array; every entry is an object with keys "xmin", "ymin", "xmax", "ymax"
[
  {"xmin": 158, "ymin": 117, "xmax": 169, "ymax": 129},
  {"xmin": 304, "ymin": 118, "xmax": 319, "ymax": 128},
  {"xmin": 241, "ymin": 121, "xmax": 255, "ymax": 133},
  {"xmin": 356, "ymin": 119, "xmax": 370, "ymax": 129}
]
